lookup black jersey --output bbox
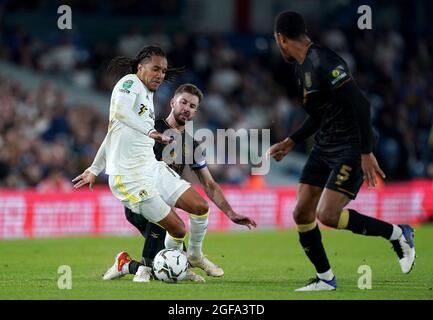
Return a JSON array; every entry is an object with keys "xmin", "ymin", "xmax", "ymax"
[
  {"xmin": 153, "ymin": 119, "xmax": 207, "ymax": 175},
  {"xmin": 295, "ymin": 44, "xmax": 361, "ymax": 153}
]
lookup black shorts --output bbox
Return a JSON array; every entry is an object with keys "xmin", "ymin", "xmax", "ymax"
[{"xmin": 299, "ymin": 148, "xmax": 364, "ymax": 200}]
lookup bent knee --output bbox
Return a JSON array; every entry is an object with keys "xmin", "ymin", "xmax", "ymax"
[
  {"xmin": 293, "ymin": 206, "xmax": 316, "ymax": 225},
  {"xmin": 190, "ymin": 199, "xmax": 209, "ymax": 216},
  {"xmin": 316, "ymin": 206, "xmax": 339, "ymax": 228},
  {"xmin": 170, "ymin": 223, "xmax": 186, "ymax": 239}
]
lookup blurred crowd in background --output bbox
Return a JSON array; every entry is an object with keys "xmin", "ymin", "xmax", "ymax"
[{"xmin": 1, "ymin": 1, "xmax": 433, "ymax": 189}]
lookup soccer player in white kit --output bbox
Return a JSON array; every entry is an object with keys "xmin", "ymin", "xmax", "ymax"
[
  {"xmin": 74, "ymin": 82, "xmax": 257, "ymax": 282},
  {"xmin": 74, "ymin": 46, "xmax": 219, "ymax": 281}
]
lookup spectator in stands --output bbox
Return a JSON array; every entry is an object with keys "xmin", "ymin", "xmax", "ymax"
[{"xmin": 1, "ymin": 15, "xmax": 433, "ymax": 187}]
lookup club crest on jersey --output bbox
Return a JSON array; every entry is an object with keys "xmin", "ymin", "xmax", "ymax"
[{"xmin": 304, "ymin": 72, "xmax": 312, "ymax": 88}]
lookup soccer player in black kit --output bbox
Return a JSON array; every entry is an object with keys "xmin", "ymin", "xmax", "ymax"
[
  {"xmin": 268, "ymin": 11, "xmax": 416, "ymax": 291},
  {"xmin": 123, "ymin": 84, "xmax": 255, "ymax": 282}
]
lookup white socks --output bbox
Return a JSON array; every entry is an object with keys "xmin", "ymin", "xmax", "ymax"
[
  {"xmin": 317, "ymin": 269, "xmax": 335, "ymax": 281},
  {"xmin": 164, "ymin": 233, "xmax": 184, "ymax": 251},
  {"xmin": 389, "ymin": 224, "xmax": 403, "ymax": 241},
  {"xmin": 187, "ymin": 211, "xmax": 209, "ymax": 257}
]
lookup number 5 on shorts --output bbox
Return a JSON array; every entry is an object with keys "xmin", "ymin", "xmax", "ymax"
[{"xmin": 336, "ymin": 165, "xmax": 352, "ymax": 186}]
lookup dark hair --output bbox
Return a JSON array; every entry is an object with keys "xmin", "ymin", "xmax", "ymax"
[
  {"xmin": 275, "ymin": 11, "xmax": 307, "ymax": 39},
  {"xmin": 107, "ymin": 45, "xmax": 184, "ymax": 82},
  {"xmin": 174, "ymin": 83, "xmax": 203, "ymax": 103}
]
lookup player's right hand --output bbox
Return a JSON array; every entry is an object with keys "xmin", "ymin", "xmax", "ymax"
[
  {"xmin": 72, "ymin": 168, "xmax": 96, "ymax": 190},
  {"xmin": 266, "ymin": 137, "xmax": 295, "ymax": 161}
]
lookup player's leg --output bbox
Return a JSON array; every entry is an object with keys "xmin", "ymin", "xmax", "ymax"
[
  {"xmin": 316, "ymin": 189, "xmax": 394, "ymax": 236},
  {"xmin": 102, "ymin": 189, "xmax": 150, "ymax": 281},
  {"xmin": 155, "ymin": 207, "xmax": 186, "ymax": 250},
  {"xmin": 124, "ymin": 205, "xmax": 189, "ymax": 269},
  {"xmin": 318, "ymin": 159, "xmax": 415, "ymax": 274},
  {"xmin": 123, "ymin": 207, "xmax": 165, "ymax": 280},
  {"xmin": 123, "ymin": 206, "xmax": 148, "ymax": 277},
  {"xmin": 157, "ymin": 163, "xmax": 222, "ymax": 277},
  {"xmin": 155, "ymin": 206, "xmax": 207, "ymax": 282},
  {"xmin": 174, "ymin": 187, "xmax": 224, "ymax": 277},
  {"xmin": 175, "ymin": 187, "xmax": 209, "ymax": 256},
  {"xmin": 124, "ymin": 206, "xmax": 204, "ymax": 282},
  {"xmin": 141, "ymin": 221, "xmax": 169, "ymax": 266},
  {"xmin": 293, "ymin": 184, "xmax": 337, "ymax": 291},
  {"xmin": 293, "ymin": 151, "xmax": 338, "ymax": 291},
  {"xmin": 158, "ymin": 163, "xmax": 209, "ymax": 256},
  {"xmin": 103, "ymin": 199, "xmax": 186, "ymax": 282},
  {"xmin": 141, "ymin": 221, "xmax": 204, "ymax": 282},
  {"xmin": 105, "ymin": 175, "xmax": 186, "ymax": 281}
]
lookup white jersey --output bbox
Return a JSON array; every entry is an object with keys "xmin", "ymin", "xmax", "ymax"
[{"xmin": 105, "ymin": 74, "xmax": 158, "ymax": 175}]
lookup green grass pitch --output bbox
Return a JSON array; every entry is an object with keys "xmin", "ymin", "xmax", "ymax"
[{"xmin": 1, "ymin": 225, "xmax": 432, "ymax": 300}]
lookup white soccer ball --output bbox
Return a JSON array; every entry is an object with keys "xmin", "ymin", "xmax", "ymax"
[{"xmin": 153, "ymin": 249, "xmax": 188, "ymax": 283}]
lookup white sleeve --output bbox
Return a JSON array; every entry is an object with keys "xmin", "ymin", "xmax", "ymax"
[
  {"xmin": 113, "ymin": 88, "xmax": 156, "ymax": 136},
  {"xmin": 88, "ymin": 135, "xmax": 107, "ymax": 176}
]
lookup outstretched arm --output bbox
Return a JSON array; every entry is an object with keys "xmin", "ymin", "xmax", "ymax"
[
  {"xmin": 89, "ymin": 134, "xmax": 107, "ymax": 176},
  {"xmin": 267, "ymin": 116, "xmax": 320, "ymax": 161},
  {"xmin": 72, "ymin": 134, "xmax": 107, "ymax": 190},
  {"xmin": 194, "ymin": 167, "xmax": 257, "ymax": 229}
]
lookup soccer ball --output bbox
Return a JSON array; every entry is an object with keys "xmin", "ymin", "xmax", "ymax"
[{"xmin": 153, "ymin": 249, "xmax": 188, "ymax": 283}]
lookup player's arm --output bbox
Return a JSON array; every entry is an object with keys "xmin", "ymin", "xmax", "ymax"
[
  {"xmin": 113, "ymin": 85, "xmax": 172, "ymax": 143},
  {"xmin": 267, "ymin": 120, "xmax": 318, "ymax": 162},
  {"xmin": 89, "ymin": 134, "xmax": 107, "ymax": 176},
  {"xmin": 319, "ymin": 49, "xmax": 376, "ymax": 153},
  {"xmin": 113, "ymin": 88, "xmax": 155, "ymax": 135},
  {"xmin": 72, "ymin": 134, "xmax": 108, "ymax": 189},
  {"xmin": 267, "ymin": 108, "xmax": 320, "ymax": 161},
  {"xmin": 193, "ymin": 167, "xmax": 257, "ymax": 229},
  {"xmin": 289, "ymin": 115, "xmax": 320, "ymax": 144},
  {"xmin": 321, "ymin": 51, "xmax": 385, "ymax": 187},
  {"xmin": 334, "ymin": 80, "xmax": 385, "ymax": 188},
  {"xmin": 334, "ymin": 80, "xmax": 373, "ymax": 154}
]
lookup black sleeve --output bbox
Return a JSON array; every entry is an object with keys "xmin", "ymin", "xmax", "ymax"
[
  {"xmin": 152, "ymin": 141, "xmax": 164, "ymax": 161},
  {"xmin": 319, "ymin": 49, "xmax": 352, "ymax": 90},
  {"xmin": 334, "ymin": 80, "xmax": 374, "ymax": 154},
  {"xmin": 289, "ymin": 116, "xmax": 321, "ymax": 144},
  {"xmin": 190, "ymin": 139, "xmax": 207, "ymax": 170}
]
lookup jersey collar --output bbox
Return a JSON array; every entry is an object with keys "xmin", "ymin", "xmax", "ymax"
[{"xmin": 163, "ymin": 118, "xmax": 184, "ymax": 133}]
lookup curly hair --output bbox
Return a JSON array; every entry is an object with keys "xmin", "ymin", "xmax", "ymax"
[{"xmin": 107, "ymin": 45, "xmax": 184, "ymax": 83}]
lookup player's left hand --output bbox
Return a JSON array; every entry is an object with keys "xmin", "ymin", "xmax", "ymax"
[
  {"xmin": 228, "ymin": 211, "xmax": 257, "ymax": 229},
  {"xmin": 361, "ymin": 153, "xmax": 385, "ymax": 189},
  {"xmin": 72, "ymin": 168, "xmax": 96, "ymax": 190}
]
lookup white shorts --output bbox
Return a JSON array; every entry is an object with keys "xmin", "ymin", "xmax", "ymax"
[{"xmin": 108, "ymin": 161, "xmax": 190, "ymax": 223}]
